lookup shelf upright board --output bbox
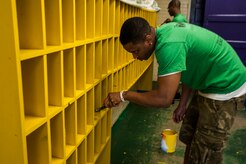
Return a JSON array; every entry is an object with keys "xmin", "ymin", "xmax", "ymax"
[{"xmin": 0, "ymin": 0, "xmax": 27, "ymax": 163}]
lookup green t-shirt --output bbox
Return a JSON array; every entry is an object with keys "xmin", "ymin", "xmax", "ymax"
[
  {"xmin": 172, "ymin": 14, "xmax": 187, "ymax": 23},
  {"xmin": 155, "ymin": 22, "xmax": 246, "ymax": 94}
]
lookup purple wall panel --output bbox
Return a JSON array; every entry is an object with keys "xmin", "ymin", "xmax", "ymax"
[{"xmin": 204, "ymin": 0, "xmax": 246, "ymax": 65}]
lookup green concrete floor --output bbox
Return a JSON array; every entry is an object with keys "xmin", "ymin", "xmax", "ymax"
[{"xmin": 111, "ymin": 97, "xmax": 246, "ymax": 164}]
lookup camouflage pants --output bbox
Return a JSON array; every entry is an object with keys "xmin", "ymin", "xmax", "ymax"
[{"xmin": 179, "ymin": 93, "xmax": 246, "ymax": 164}]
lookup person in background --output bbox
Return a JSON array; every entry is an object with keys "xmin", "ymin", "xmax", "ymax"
[
  {"xmin": 162, "ymin": 0, "xmax": 187, "ymax": 25},
  {"xmin": 103, "ymin": 17, "xmax": 246, "ymax": 163},
  {"xmin": 162, "ymin": 0, "xmax": 187, "ymax": 100}
]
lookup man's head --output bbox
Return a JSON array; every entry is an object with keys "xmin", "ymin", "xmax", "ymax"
[
  {"xmin": 120, "ymin": 17, "xmax": 155, "ymax": 61},
  {"xmin": 168, "ymin": 0, "xmax": 181, "ymax": 16}
]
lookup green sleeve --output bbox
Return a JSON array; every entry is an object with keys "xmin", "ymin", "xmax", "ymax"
[{"xmin": 156, "ymin": 42, "xmax": 187, "ymax": 76}]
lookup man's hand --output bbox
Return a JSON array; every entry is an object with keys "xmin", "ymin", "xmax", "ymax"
[
  {"xmin": 103, "ymin": 92, "xmax": 122, "ymax": 108},
  {"xmin": 172, "ymin": 105, "xmax": 186, "ymax": 123}
]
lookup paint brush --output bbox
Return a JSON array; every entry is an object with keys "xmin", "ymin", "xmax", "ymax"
[{"xmin": 95, "ymin": 105, "xmax": 106, "ymax": 112}]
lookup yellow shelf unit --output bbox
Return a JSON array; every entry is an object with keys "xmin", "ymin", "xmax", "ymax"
[{"xmin": 0, "ymin": 0, "xmax": 157, "ymax": 164}]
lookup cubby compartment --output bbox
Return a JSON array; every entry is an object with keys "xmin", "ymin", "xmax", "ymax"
[
  {"xmin": 26, "ymin": 123, "xmax": 49, "ymax": 164},
  {"xmin": 16, "ymin": 0, "xmax": 44, "ymax": 49},
  {"xmin": 115, "ymin": 0, "xmax": 120, "ymax": 34},
  {"xmin": 77, "ymin": 95, "xmax": 86, "ymax": 141},
  {"xmin": 45, "ymin": 0, "xmax": 61, "ymax": 45},
  {"xmin": 118, "ymin": 42, "xmax": 124, "ymax": 66},
  {"xmin": 75, "ymin": 0, "xmax": 86, "ymax": 40},
  {"xmin": 125, "ymin": 64, "xmax": 130, "ymax": 88},
  {"xmin": 95, "ymin": 0, "xmax": 102, "ymax": 37},
  {"xmin": 109, "ymin": 0, "xmax": 115, "ymax": 34},
  {"xmin": 120, "ymin": 2, "xmax": 125, "ymax": 26},
  {"xmin": 66, "ymin": 151, "xmax": 77, "ymax": 164},
  {"xmin": 87, "ymin": 89, "xmax": 94, "ymax": 128},
  {"xmin": 87, "ymin": 130, "xmax": 94, "ymax": 163},
  {"xmin": 94, "ymin": 121, "xmax": 102, "ymax": 158},
  {"xmin": 122, "ymin": 67, "xmax": 126, "ymax": 90},
  {"xmin": 108, "ymin": 38, "xmax": 114, "ymax": 72},
  {"xmin": 94, "ymin": 83, "xmax": 102, "ymax": 122},
  {"xmin": 65, "ymin": 103, "xmax": 76, "ymax": 158},
  {"xmin": 62, "ymin": 0, "xmax": 74, "ymax": 43},
  {"xmin": 86, "ymin": 43, "xmax": 95, "ymax": 86},
  {"xmin": 101, "ymin": 78, "xmax": 108, "ymax": 103},
  {"xmin": 50, "ymin": 112, "xmax": 65, "ymax": 161},
  {"xmin": 47, "ymin": 52, "xmax": 63, "ymax": 108},
  {"xmin": 102, "ymin": 0, "xmax": 109, "ymax": 35},
  {"xmin": 114, "ymin": 37, "xmax": 119, "ymax": 69},
  {"xmin": 95, "ymin": 41, "xmax": 102, "ymax": 81},
  {"xmin": 78, "ymin": 139, "xmax": 86, "ymax": 164},
  {"xmin": 102, "ymin": 39, "xmax": 108, "ymax": 76},
  {"xmin": 86, "ymin": 0, "xmax": 95, "ymax": 38},
  {"xmin": 118, "ymin": 69, "xmax": 123, "ymax": 91},
  {"xmin": 113, "ymin": 71, "xmax": 118, "ymax": 92},
  {"xmin": 107, "ymin": 110, "xmax": 112, "ymax": 138},
  {"xmin": 101, "ymin": 114, "xmax": 107, "ymax": 145},
  {"xmin": 63, "ymin": 48, "xmax": 75, "ymax": 104},
  {"xmin": 76, "ymin": 46, "xmax": 85, "ymax": 94},
  {"xmin": 21, "ymin": 56, "xmax": 46, "ymax": 133},
  {"xmin": 108, "ymin": 74, "xmax": 113, "ymax": 93}
]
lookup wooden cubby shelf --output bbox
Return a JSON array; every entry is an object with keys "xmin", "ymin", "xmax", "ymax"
[{"xmin": 1, "ymin": 0, "xmax": 157, "ymax": 163}]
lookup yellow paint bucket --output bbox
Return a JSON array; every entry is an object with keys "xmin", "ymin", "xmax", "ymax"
[{"xmin": 161, "ymin": 129, "xmax": 177, "ymax": 153}]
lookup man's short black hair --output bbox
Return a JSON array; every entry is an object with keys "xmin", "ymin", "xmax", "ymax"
[
  {"xmin": 120, "ymin": 17, "xmax": 151, "ymax": 45},
  {"xmin": 169, "ymin": 0, "xmax": 181, "ymax": 8}
]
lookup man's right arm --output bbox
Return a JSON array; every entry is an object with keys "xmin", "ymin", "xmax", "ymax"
[{"xmin": 173, "ymin": 84, "xmax": 194, "ymax": 123}]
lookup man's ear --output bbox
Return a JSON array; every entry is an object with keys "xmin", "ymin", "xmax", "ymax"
[{"xmin": 145, "ymin": 34, "xmax": 153, "ymax": 45}]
